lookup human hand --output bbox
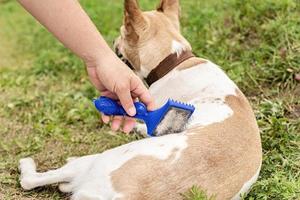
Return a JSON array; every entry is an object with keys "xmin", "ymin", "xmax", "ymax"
[
  {"xmin": 85, "ymin": 53, "xmax": 155, "ymax": 134},
  {"xmin": 18, "ymin": 0, "xmax": 155, "ymax": 133}
]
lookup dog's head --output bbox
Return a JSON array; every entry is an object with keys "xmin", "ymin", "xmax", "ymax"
[{"xmin": 114, "ymin": 0, "xmax": 192, "ymax": 79}]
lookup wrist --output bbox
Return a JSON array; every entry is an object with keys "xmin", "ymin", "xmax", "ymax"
[{"xmin": 83, "ymin": 46, "xmax": 117, "ymax": 68}]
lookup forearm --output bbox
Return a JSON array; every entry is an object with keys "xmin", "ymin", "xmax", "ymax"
[{"xmin": 18, "ymin": 0, "xmax": 114, "ymax": 63}]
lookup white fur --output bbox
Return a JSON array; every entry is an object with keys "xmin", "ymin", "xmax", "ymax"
[
  {"xmin": 171, "ymin": 40, "xmax": 186, "ymax": 56},
  {"xmin": 150, "ymin": 60, "xmax": 237, "ymax": 129},
  {"xmin": 232, "ymin": 164, "xmax": 261, "ymax": 200},
  {"xmin": 19, "ymin": 58, "xmax": 258, "ymax": 199},
  {"xmin": 20, "ymin": 134, "xmax": 187, "ymax": 199}
]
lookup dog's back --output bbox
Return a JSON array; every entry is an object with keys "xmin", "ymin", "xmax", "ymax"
[
  {"xmin": 108, "ymin": 60, "xmax": 262, "ymax": 199},
  {"xmin": 19, "ymin": 1, "xmax": 262, "ymax": 199}
]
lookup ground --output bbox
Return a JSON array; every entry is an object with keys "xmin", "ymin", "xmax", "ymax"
[{"xmin": 0, "ymin": 0, "xmax": 299, "ymax": 199}]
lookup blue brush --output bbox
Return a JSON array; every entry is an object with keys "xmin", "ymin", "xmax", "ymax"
[{"xmin": 93, "ymin": 96, "xmax": 195, "ymax": 136}]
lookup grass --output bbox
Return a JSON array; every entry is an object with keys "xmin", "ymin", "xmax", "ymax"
[{"xmin": 0, "ymin": 0, "xmax": 299, "ymax": 199}]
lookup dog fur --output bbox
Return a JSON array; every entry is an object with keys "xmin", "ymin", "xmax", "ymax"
[{"xmin": 19, "ymin": 0, "xmax": 262, "ymax": 199}]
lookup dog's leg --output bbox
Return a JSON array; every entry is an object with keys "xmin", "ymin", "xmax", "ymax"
[
  {"xmin": 57, "ymin": 157, "xmax": 80, "ymax": 193},
  {"xmin": 19, "ymin": 158, "xmax": 75, "ymax": 190},
  {"xmin": 71, "ymin": 191, "xmax": 104, "ymax": 200},
  {"xmin": 19, "ymin": 156, "xmax": 96, "ymax": 191}
]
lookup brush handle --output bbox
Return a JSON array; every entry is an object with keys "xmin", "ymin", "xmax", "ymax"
[{"xmin": 93, "ymin": 96, "xmax": 148, "ymax": 117}]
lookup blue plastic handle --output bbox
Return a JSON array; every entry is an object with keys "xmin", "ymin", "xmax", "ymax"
[
  {"xmin": 94, "ymin": 96, "xmax": 195, "ymax": 136},
  {"xmin": 93, "ymin": 96, "xmax": 148, "ymax": 118}
]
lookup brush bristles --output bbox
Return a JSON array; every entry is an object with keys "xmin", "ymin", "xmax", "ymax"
[
  {"xmin": 169, "ymin": 99, "xmax": 195, "ymax": 110},
  {"xmin": 153, "ymin": 107, "xmax": 192, "ymax": 136}
]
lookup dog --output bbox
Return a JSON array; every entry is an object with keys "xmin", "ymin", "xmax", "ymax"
[{"xmin": 19, "ymin": 0, "xmax": 262, "ymax": 199}]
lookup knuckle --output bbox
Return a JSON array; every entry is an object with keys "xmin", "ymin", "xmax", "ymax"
[
  {"xmin": 116, "ymin": 83, "xmax": 128, "ymax": 92},
  {"xmin": 122, "ymin": 101, "xmax": 132, "ymax": 109}
]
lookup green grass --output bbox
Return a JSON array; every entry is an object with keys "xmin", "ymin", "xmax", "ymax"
[{"xmin": 0, "ymin": 0, "xmax": 299, "ymax": 199}]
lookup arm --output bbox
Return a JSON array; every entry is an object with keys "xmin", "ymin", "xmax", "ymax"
[
  {"xmin": 18, "ymin": 0, "xmax": 109, "ymax": 63},
  {"xmin": 18, "ymin": 0, "xmax": 155, "ymax": 133}
]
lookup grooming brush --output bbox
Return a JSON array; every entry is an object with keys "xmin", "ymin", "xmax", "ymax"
[{"xmin": 93, "ymin": 96, "xmax": 195, "ymax": 136}]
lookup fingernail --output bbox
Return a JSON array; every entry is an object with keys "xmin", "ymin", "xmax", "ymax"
[
  {"xmin": 112, "ymin": 125, "xmax": 119, "ymax": 131},
  {"xmin": 102, "ymin": 117, "xmax": 109, "ymax": 124},
  {"xmin": 123, "ymin": 128, "xmax": 130, "ymax": 134},
  {"xmin": 128, "ymin": 107, "xmax": 136, "ymax": 116},
  {"xmin": 123, "ymin": 125, "xmax": 131, "ymax": 134}
]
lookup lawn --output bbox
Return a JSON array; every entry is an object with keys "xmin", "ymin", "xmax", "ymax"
[{"xmin": 0, "ymin": 0, "xmax": 299, "ymax": 199}]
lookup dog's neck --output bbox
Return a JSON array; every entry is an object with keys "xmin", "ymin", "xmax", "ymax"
[
  {"xmin": 145, "ymin": 51, "xmax": 196, "ymax": 86},
  {"xmin": 148, "ymin": 57, "xmax": 238, "ymax": 129}
]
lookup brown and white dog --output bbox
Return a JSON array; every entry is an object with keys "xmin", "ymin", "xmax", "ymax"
[{"xmin": 19, "ymin": 0, "xmax": 262, "ymax": 199}]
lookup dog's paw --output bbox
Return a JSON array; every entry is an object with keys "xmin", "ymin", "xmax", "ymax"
[
  {"xmin": 59, "ymin": 183, "xmax": 73, "ymax": 193},
  {"xmin": 19, "ymin": 158, "xmax": 36, "ymax": 175},
  {"xmin": 19, "ymin": 158, "xmax": 37, "ymax": 190},
  {"xmin": 20, "ymin": 176, "xmax": 36, "ymax": 191}
]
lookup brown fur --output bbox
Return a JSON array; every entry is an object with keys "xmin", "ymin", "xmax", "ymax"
[
  {"xmin": 112, "ymin": 1, "xmax": 262, "ymax": 199},
  {"xmin": 111, "ymin": 90, "xmax": 261, "ymax": 200},
  {"xmin": 176, "ymin": 57, "xmax": 207, "ymax": 70},
  {"xmin": 157, "ymin": 0, "xmax": 181, "ymax": 30},
  {"xmin": 115, "ymin": 0, "xmax": 191, "ymax": 74},
  {"xmin": 111, "ymin": 91, "xmax": 261, "ymax": 200}
]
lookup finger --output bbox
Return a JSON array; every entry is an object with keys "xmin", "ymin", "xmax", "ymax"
[
  {"xmin": 122, "ymin": 117, "xmax": 136, "ymax": 134},
  {"xmin": 101, "ymin": 91, "xmax": 118, "ymax": 99},
  {"xmin": 101, "ymin": 114, "xmax": 110, "ymax": 124},
  {"xmin": 139, "ymin": 90, "xmax": 156, "ymax": 111},
  {"xmin": 111, "ymin": 116, "xmax": 123, "ymax": 131},
  {"xmin": 117, "ymin": 86, "xmax": 136, "ymax": 116},
  {"xmin": 132, "ymin": 81, "xmax": 156, "ymax": 110}
]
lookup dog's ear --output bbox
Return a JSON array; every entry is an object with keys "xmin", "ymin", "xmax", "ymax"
[
  {"xmin": 124, "ymin": 0, "xmax": 147, "ymax": 41},
  {"xmin": 157, "ymin": 0, "xmax": 180, "ymax": 28}
]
